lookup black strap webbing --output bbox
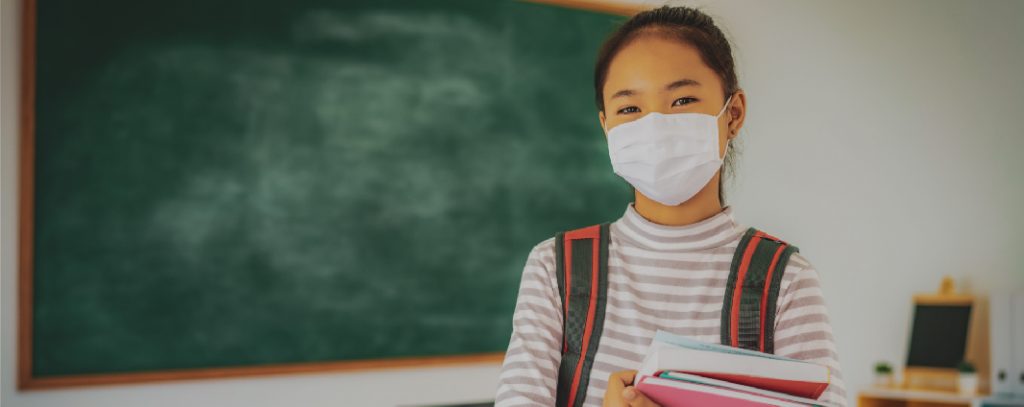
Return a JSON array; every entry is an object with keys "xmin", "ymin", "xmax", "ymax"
[
  {"xmin": 554, "ymin": 223, "xmax": 609, "ymax": 407},
  {"xmin": 721, "ymin": 227, "xmax": 799, "ymax": 353}
]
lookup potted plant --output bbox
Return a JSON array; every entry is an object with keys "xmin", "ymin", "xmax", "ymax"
[
  {"xmin": 874, "ymin": 361, "xmax": 894, "ymax": 387},
  {"xmin": 957, "ymin": 361, "xmax": 977, "ymax": 395}
]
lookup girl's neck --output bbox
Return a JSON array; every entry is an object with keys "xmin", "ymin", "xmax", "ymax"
[{"xmin": 632, "ymin": 173, "xmax": 725, "ymax": 226}]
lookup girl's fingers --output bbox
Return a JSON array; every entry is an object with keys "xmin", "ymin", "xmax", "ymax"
[
  {"xmin": 603, "ymin": 370, "xmax": 637, "ymax": 407},
  {"xmin": 623, "ymin": 385, "xmax": 661, "ymax": 407}
]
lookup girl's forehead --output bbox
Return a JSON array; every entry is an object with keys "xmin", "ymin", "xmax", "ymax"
[{"xmin": 604, "ymin": 36, "xmax": 721, "ymax": 92}]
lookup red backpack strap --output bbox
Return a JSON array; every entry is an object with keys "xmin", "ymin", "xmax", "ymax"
[
  {"xmin": 554, "ymin": 223, "xmax": 610, "ymax": 407},
  {"xmin": 721, "ymin": 227, "xmax": 799, "ymax": 353}
]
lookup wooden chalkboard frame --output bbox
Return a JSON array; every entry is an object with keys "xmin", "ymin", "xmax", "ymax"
[
  {"xmin": 16, "ymin": 0, "xmax": 643, "ymax": 391},
  {"xmin": 900, "ymin": 277, "xmax": 978, "ymax": 392}
]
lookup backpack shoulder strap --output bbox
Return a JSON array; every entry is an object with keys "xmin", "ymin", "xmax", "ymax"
[
  {"xmin": 721, "ymin": 227, "xmax": 800, "ymax": 353},
  {"xmin": 554, "ymin": 223, "xmax": 610, "ymax": 407}
]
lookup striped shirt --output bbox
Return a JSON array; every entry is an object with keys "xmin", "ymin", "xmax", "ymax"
[{"xmin": 494, "ymin": 203, "xmax": 847, "ymax": 406}]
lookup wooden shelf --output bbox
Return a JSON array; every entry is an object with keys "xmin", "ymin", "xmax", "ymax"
[{"xmin": 858, "ymin": 387, "xmax": 993, "ymax": 407}]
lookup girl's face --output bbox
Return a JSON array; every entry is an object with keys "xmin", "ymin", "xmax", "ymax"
[{"xmin": 598, "ymin": 35, "xmax": 745, "ymax": 159}]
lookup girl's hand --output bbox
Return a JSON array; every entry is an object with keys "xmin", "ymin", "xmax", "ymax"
[{"xmin": 602, "ymin": 370, "xmax": 662, "ymax": 407}]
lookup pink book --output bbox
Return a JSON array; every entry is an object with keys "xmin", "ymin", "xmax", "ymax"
[{"xmin": 636, "ymin": 375, "xmax": 827, "ymax": 407}]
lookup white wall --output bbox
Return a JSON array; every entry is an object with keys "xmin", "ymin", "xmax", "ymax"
[
  {"xmin": 656, "ymin": 0, "xmax": 1024, "ymax": 399},
  {"xmin": 3, "ymin": 0, "xmax": 1023, "ymax": 406},
  {"xmin": 670, "ymin": 0, "xmax": 1024, "ymax": 398}
]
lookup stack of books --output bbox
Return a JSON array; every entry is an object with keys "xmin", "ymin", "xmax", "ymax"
[{"xmin": 633, "ymin": 331, "xmax": 838, "ymax": 407}]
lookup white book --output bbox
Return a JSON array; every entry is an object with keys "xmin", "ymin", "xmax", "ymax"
[
  {"xmin": 1013, "ymin": 293, "xmax": 1024, "ymax": 397},
  {"xmin": 635, "ymin": 331, "xmax": 831, "ymax": 395},
  {"xmin": 990, "ymin": 292, "xmax": 1015, "ymax": 396}
]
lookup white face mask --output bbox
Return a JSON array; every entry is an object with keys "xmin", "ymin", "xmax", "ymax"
[{"xmin": 606, "ymin": 95, "xmax": 733, "ymax": 206}]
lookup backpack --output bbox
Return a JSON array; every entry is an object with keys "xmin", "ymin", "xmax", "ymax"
[{"xmin": 552, "ymin": 223, "xmax": 799, "ymax": 407}]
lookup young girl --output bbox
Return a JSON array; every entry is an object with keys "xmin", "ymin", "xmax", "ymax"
[{"xmin": 495, "ymin": 5, "xmax": 846, "ymax": 407}]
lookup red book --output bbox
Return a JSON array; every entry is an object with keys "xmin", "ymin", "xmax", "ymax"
[{"xmin": 670, "ymin": 371, "xmax": 828, "ymax": 399}]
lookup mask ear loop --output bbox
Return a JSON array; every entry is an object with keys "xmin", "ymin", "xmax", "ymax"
[
  {"xmin": 717, "ymin": 94, "xmax": 735, "ymax": 160},
  {"xmin": 716, "ymin": 94, "xmax": 734, "ymax": 118}
]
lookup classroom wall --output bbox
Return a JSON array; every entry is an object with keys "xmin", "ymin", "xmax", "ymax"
[{"xmin": 3, "ymin": 0, "xmax": 1023, "ymax": 406}]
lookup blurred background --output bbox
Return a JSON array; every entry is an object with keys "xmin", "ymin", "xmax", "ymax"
[{"xmin": 2, "ymin": 0, "xmax": 1022, "ymax": 406}]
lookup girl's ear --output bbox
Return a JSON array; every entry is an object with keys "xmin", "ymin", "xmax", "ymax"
[
  {"xmin": 598, "ymin": 110, "xmax": 608, "ymax": 137},
  {"xmin": 726, "ymin": 90, "xmax": 747, "ymax": 140}
]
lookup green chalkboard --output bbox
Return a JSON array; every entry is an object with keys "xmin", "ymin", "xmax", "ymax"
[{"xmin": 28, "ymin": 0, "xmax": 630, "ymax": 381}]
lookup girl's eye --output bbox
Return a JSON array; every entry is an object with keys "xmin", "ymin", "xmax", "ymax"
[
  {"xmin": 672, "ymin": 97, "xmax": 698, "ymax": 107},
  {"xmin": 617, "ymin": 106, "xmax": 640, "ymax": 115}
]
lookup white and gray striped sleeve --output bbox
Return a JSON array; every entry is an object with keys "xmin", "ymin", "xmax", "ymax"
[
  {"xmin": 494, "ymin": 238, "xmax": 562, "ymax": 407},
  {"xmin": 773, "ymin": 253, "xmax": 848, "ymax": 407}
]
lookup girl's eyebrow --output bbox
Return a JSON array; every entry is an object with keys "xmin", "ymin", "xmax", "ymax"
[{"xmin": 609, "ymin": 78, "xmax": 702, "ymax": 100}]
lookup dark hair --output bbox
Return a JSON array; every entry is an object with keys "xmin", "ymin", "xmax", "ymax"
[{"xmin": 593, "ymin": 5, "xmax": 740, "ymax": 205}]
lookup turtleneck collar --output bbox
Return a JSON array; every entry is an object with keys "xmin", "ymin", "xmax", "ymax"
[{"xmin": 611, "ymin": 202, "xmax": 745, "ymax": 252}]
